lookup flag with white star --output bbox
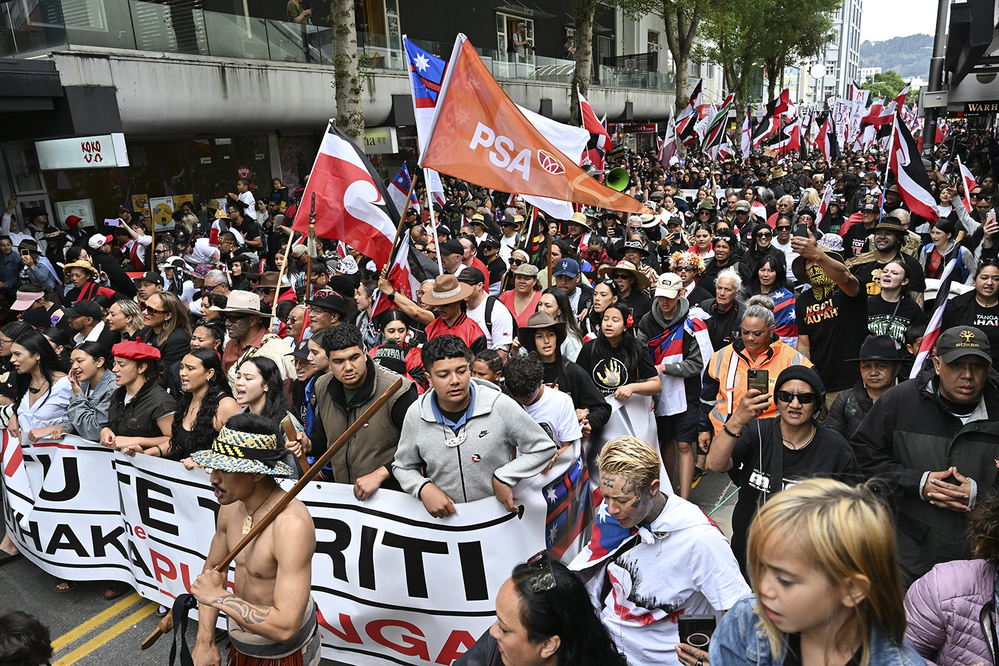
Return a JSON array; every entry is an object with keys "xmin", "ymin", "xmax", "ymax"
[{"xmin": 541, "ymin": 450, "xmax": 591, "ymax": 559}]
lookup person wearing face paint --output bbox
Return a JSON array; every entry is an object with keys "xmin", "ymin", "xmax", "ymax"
[
  {"xmin": 792, "ymin": 234, "xmax": 868, "ymax": 412},
  {"xmin": 853, "ymin": 326, "xmax": 999, "ymax": 587},
  {"xmin": 706, "ymin": 364, "xmax": 860, "ymax": 574},
  {"xmin": 569, "ymin": 436, "xmax": 749, "ymax": 666},
  {"xmin": 214, "ymin": 290, "xmax": 295, "ymax": 389}
]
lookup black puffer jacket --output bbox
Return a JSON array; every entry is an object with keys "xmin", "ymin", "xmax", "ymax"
[{"xmin": 852, "ymin": 366, "xmax": 999, "ymax": 586}]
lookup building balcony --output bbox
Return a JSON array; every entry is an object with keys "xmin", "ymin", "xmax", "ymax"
[{"xmin": 1, "ymin": 0, "xmax": 675, "ymax": 135}]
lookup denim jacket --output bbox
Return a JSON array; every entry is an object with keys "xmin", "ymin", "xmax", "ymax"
[{"xmin": 710, "ymin": 597, "xmax": 926, "ymax": 666}]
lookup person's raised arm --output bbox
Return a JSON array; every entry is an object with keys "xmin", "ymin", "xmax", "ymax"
[
  {"xmin": 706, "ymin": 389, "xmax": 771, "ymax": 473},
  {"xmin": 377, "ymin": 277, "xmax": 434, "ymax": 325},
  {"xmin": 791, "ymin": 235, "xmax": 860, "ymax": 297}
]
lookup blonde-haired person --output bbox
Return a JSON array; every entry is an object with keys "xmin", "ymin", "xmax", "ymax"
[
  {"xmin": 570, "ymin": 436, "xmax": 749, "ymax": 666},
  {"xmin": 106, "ymin": 299, "xmax": 143, "ymax": 342},
  {"xmin": 710, "ymin": 478, "xmax": 924, "ymax": 666}
]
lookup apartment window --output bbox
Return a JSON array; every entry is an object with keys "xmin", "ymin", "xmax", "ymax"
[
  {"xmin": 497, "ymin": 13, "xmax": 534, "ymax": 58},
  {"xmin": 690, "ymin": 61, "xmax": 701, "ymax": 77},
  {"xmin": 647, "ymin": 30, "xmax": 659, "ymax": 53}
]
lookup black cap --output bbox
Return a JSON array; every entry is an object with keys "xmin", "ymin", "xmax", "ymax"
[
  {"xmin": 21, "ymin": 307, "xmax": 53, "ymax": 329},
  {"xmin": 305, "ymin": 292, "xmax": 347, "ymax": 316},
  {"xmin": 136, "ymin": 271, "xmax": 164, "ymax": 286},
  {"xmin": 457, "ymin": 267, "xmax": 485, "ymax": 285},
  {"xmin": 439, "ymin": 239, "xmax": 464, "ymax": 255},
  {"xmin": 847, "ymin": 335, "xmax": 902, "ymax": 362},
  {"xmin": 64, "ymin": 300, "xmax": 103, "ymax": 321},
  {"xmin": 286, "ymin": 339, "xmax": 311, "ymax": 360},
  {"xmin": 937, "ymin": 326, "xmax": 992, "ymax": 364}
]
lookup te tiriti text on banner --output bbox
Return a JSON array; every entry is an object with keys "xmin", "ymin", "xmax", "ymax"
[{"xmin": 1, "ymin": 436, "xmax": 591, "ymax": 666}]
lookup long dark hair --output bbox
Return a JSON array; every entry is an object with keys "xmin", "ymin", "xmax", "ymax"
[
  {"xmin": 42, "ymin": 327, "xmax": 73, "ymax": 369},
  {"xmin": 13, "ymin": 330, "xmax": 68, "ymax": 409},
  {"xmin": 593, "ymin": 302, "xmax": 643, "ymax": 375},
  {"xmin": 74, "ymin": 341, "xmax": 112, "ymax": 370},
  {"xmin": 239, "ymin": 356, "xmax": 289, "ymax": 424},
  {"xmin": 587, "ymin": 278, "xmax": 620, "ymax": 333},
  {"xmin": 170, "ymin": 348, "xmax": 232, "ymax": 457},
  {"xmin": 541, "ymin": 286, "xmax": 583, "ymax": 340},
  {"xmin": 510, "ymin": 558, "xmax": 628, "ymax": 666},
  {"xmin": 748, "ymin": 252, "xmax": 789, "ymax": 294}
]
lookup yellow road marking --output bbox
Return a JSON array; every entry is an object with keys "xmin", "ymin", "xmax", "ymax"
[
  {"xmin": 51, "ymin": 592, "xmax": 143, "ymax": 651},
  {"xmin": 53, "ymin": 602, "xmax": 159, "ymax": 666}
]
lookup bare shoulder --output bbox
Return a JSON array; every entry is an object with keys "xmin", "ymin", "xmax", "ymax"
[{"xmin": 271, "ymin": 496, "xmax": 315, "ymax": 551}]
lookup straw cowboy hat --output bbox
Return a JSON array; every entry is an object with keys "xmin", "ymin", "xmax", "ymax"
[
  {"xmin": 424, "ymin": 274, "xmax": 473, "ymax": 306},
  {"xmin": 597, "ymin": 260, "xmax": 652, "ymax": 292},
  {"xmin": 209, "ymin": 290, "xmax": 273, "ymax": 317},
  {"xmin": 190, "ymin": 426, "xmax": 295, "ymax": 477},
  {"xmin": 62, "ymin": 260, "xmax": 98, "ymax": 277}
]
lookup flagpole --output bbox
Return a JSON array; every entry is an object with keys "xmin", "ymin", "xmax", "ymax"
[
  {"xmin": 385, "ymin": 176, "xmax": 419, "ymax": 275},
  {"xmin": 878, "ymin": 115, "xmax": 899, "ymax": 225},
  {"xmin": 306, "ymin": 193, "xmax": 315, "ymax": 302},
  {"xmin": 422, "ymin": 168, "xmax": 445, "ymax": 274}
]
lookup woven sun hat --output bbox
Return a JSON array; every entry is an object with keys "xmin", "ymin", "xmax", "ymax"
[
  {"xmin": 190, "ymin": 426, "xmax": 294, "ymax": 476},
  {"xmin": 597, "ymin": 260, "xmax": 651, "ymax": 292},
  {"xmin": 62, "ymin": 260, "xmax": 98, "ymax": 277}
]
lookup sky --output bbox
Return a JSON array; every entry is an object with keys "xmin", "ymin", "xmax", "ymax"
[{"xmin": 859, "ymin": 0, "xmax": 939, "ymax": 43}]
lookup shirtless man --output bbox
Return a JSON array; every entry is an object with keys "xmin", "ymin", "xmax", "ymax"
[{"xmin": 189, "ymin": 413, "xmax": 319, "ymax": 666}]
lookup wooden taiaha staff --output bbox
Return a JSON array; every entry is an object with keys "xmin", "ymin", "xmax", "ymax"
[
  {"xmin": 305, "ymin": 193, "xmax": 316, "ymax": 301},
  {"xmin": 140, "ymin": 377, "xmax": 404, "ymax": 650}
]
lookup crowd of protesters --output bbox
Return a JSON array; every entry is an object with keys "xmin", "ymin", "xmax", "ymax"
[{"xmin": 2, "ymin": 124, "xmax": 999, "ymax": 666}]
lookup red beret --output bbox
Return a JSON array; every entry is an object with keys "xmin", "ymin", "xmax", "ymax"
[{"xmin": 112, "ymin": 341, "xmax": 161, "ymax": 361}]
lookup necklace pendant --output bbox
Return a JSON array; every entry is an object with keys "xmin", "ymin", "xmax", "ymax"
[{"xmin": 242, "ymin": 514, "xmax": 252, "ymax": 536}]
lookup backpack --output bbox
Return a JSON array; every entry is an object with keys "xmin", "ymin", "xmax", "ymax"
[{"xmin": 484, "ymin": 295, "xmax": 518, "ymax": 342}]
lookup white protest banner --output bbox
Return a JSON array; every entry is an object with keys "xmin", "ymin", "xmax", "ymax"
[{"xmin": 2, "ymin": 437, "xmax": 592, "ymax": 665}]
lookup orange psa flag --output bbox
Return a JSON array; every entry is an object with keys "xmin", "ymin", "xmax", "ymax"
[{"xmin": 419, "ymin": 34, "xmax": 648, "ymax": 215}]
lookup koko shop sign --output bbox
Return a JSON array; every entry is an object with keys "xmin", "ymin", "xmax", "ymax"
[
  {"xmin": 613, "ymin": 123, "xmax": 658, "ymax": 133},
  {"xmin": 35, "ymin": 133, "xmax": 130, "ymax": 170}
]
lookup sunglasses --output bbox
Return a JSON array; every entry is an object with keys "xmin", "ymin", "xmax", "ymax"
[
  {"xmin": 775, "ymin": 226, "xmax": 792, "ymax": 232},
  {"xmin": 224, "ymin": 314, "xmax": 250, "ymax": 323},
  {"xmin": 256, "ymin": 287, "xmax": 276, "ymax": 293},
  {"xmin": 756, "ymin": 232, "xmax": 773, "ymax": 239},
  {"xmin": 775, "ymin": 390, "xmax": 818, "ymax": 404},
  {"xmin": 510, "ymin": 259, "xmax": 526, "ymax": 266},
  {"xmin": 204, "ymin": 284, "xmax": 219, "ymax": 291},
  {"xmin": 527, "ymin": 550, "xmax": 557, "ymax": 593},
  {"xmin": 611, "ymin": 273, "xmax": 633, "ymax": 280},
  {"xmin": 142, "ymin": 305, "xmax": 168, "ymax": 315}
]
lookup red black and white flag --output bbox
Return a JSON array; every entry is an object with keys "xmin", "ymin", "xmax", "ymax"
[
  {"xmin": 814, "ymin": 116, "xmax": 835, "ymax": 161},
  {"xmin": 580, "ymin": 93, "xmax": 611, "ymax": 174},
  {"xmin": 752, "ymin": 89, "xmax": 791, "ymax": 147},
  {"xmin": 2, "ymin": 431, "xmax": 33, "ymax": 528},
  {"xmin": 909, "ymin": 255, "xmax": 962, "ymax": 379},
  {"xmin": 814, "ymin": 183, "xmax": 835, "ymax": 230},
  {"xmin": 675, "ymin": 80, "xmax": 703, "ymax": 147},
  {"xmin": 958, "ymin": 155, "xmax": 977, "ymax": 213},
  {"xmin": 293, "ymin": 122, "xmax": 401, "ymax": 268},
  {"xmin": 888, "ymin": 112, "xmax": 939, "ymax": 221},
  {"xmin": 658, "ymin": 114, "xmax": 678, "ymax": 168}
]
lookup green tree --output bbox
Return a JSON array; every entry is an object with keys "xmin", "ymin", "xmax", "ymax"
[
  {"xmin": 862, "ymin": 70, "xmax": 918, "ymax": 103},
  {"xmin": 759, "ymin": 0, "xmax": 838, "ymax": 103},
  {"xmin": 617, "ymin": 0, "xmax": 724, "ymax": 115}
]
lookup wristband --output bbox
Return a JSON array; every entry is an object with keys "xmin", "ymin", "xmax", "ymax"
[{"xmin": 722, "ymin": 423, "xmax": 742, "ymax": 439}]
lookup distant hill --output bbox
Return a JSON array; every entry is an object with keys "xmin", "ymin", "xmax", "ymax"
[{"xmin": 859, "ymin": 34, "xmax": 932, "ymax": 80}]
